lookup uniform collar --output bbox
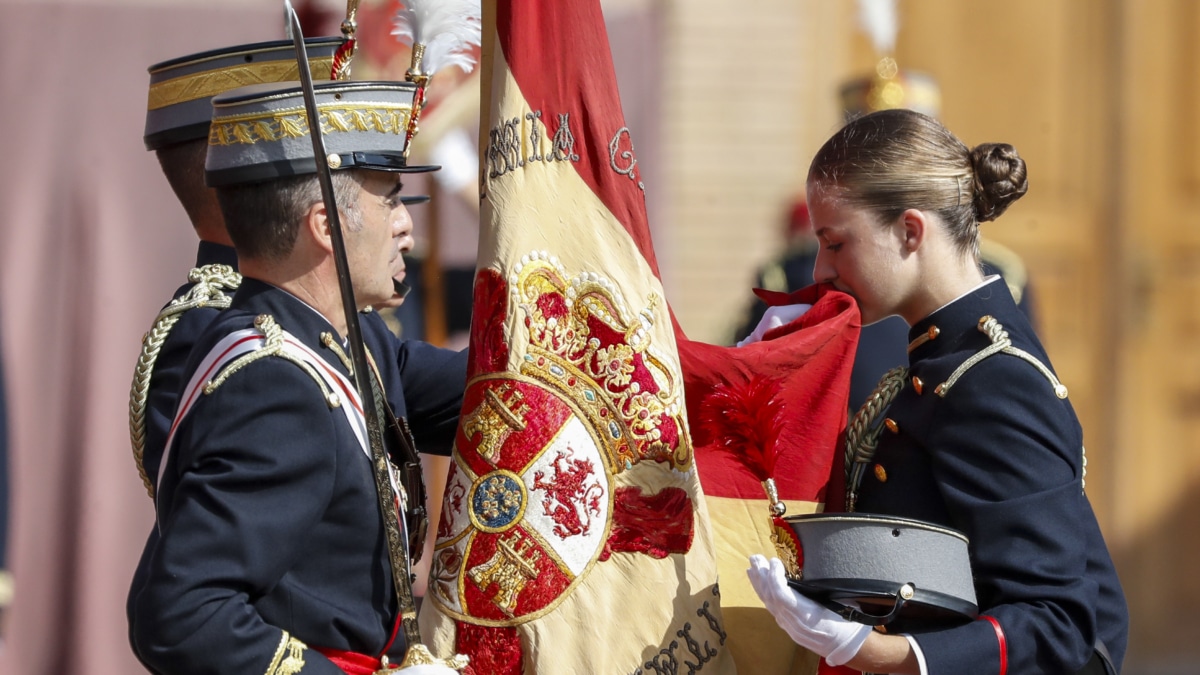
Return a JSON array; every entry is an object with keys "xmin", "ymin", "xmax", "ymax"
[
  {"xmin": 195, "ymin": 241, "xmax": 239, "ymax": 270},
  {"xmin": 229, "ymin": 278, "xmax": 352, "ymax": 376},
  {"xmin": 906, "ymin": 276, "xmax": 1014, "ymax": 363}
]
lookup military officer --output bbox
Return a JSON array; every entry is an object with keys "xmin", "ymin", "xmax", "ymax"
[
  {"xmin": 747, "ymin": 109, "xmax": 1127, "ymax": 675},
  {"xmin": 128, "ymin": 37, "xmax": 354, "ymax": 671},
  {"xmin": 130, "ymin": 35, "xmax": 423, "ymax": 501},
  {"xmin": 131, "ymin": 79, "xmax": 467, "ymax": 674}
]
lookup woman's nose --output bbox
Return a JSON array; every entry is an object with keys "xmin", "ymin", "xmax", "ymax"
[{"xmin": 813, "ymin": 247, "xmax": 835, "ymax": 284}]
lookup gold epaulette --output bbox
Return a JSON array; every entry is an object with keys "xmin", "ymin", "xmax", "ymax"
[
  {"xmin": 979, "ymin": 238, "xmax": 1029, "ymax": 305},
  {"xmin": 202, "ymin": 315, "xmax": 343, "ymax": 411},
  {"xmin": 934, "ymin": 315, "xmax": 1068, "ymax": 400},
  {"xmin": 128, "ymin": 264, "xmax": 241, "ymax": 499}
]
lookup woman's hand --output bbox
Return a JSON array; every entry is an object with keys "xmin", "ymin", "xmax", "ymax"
[{"xmin": 746, "ymin": 554, "xmax": 871, "ymax": 665}]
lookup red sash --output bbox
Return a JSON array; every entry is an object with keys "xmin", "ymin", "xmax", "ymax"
[{"xmin": 315, "ymin": 647, "xmax": 386, "ymax": 675}]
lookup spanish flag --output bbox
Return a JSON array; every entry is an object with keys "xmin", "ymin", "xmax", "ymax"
[{"xmin": 418, "ymin": 1, "xmax": 859, "ymax": 673}]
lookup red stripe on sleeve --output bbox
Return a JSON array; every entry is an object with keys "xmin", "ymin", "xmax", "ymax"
[{"xmin": 980, "ymin": 615, "xmax": 1008, "ymax": 675}]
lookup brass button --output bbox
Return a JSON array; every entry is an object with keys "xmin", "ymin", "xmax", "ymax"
[
  {"xmin": 884, "ymin": 418, "xmax": 899, "ymax": 434},
  {"xmin": 327, "ymin": 153, "xmax": 343, "ymax": 169},
  {"xmin": 912, "ymin": 376, "xmax": 924, "ymax": 395},
  {"xmin": 874, "ymin": 464, "xmax": 888, "ymax": 483},
  {"xmin": 927, "ymin": 325, "xmax": 940, "ymax": 340}
]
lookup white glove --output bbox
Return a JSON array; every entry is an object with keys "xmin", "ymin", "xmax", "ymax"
[
  {"xmin": 737, "ymin": 303, "xmax": 812, "ymax": 347},
  {"xmin": 747, "ymin": 554, "xmax": 872, "ymax": 666},
  {"xmin": 393, "ymin": 665, "xmax": 460, "ymax": 675}
]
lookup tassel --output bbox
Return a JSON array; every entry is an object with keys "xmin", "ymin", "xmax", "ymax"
[{"xmin": 699, "ymin": 375, "xmax": 785, "ymax": 482}]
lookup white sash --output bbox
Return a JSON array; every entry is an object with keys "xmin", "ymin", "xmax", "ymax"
[{"xmin": 156, "ymin": 327, "xmax": 404, "ymax": 531}]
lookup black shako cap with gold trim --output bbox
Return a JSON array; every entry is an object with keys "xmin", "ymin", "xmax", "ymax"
[
  {"xmin": 144, "ymin": 37, "xmax": 344, "ymax": 151},
  {"xmin": 205, "ymin": 80, "xmax": 440, "ymax": 190}
]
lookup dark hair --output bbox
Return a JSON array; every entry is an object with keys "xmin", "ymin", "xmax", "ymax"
[
  {"xmin": 155, "ymin": 139, "xmax": 212, "ymax": 226},
  {"xmin": 808, "ymin": 108, "xmax": 1028, "ymax": 258},
  {"xmin": 216, "ymin": 171, "xmax": 362, "ymax": 261}
]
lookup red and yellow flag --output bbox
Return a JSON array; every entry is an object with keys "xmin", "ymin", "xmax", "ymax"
[
  {"xmin": 418, "ymin": 2, "xmax": 860, "ymax": 673},
  {"xmin": 678, "ymin": 284, "xmax": 860, "ymax": 674}
]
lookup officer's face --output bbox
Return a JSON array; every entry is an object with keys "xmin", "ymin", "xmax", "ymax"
[
  {"xmin": 347, "ymin": 171, "xmax": 415, "ymax": 309},
  {"xmin": 809, "ymin": 187, "xmax": 913, "ymax": 326}
]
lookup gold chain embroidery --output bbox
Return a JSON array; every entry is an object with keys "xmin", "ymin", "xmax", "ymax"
[
  {"xmin": 128, "ymin": 264, "xmax": 241, "ymax": 499},
  {"xmin": 147, "ymin": 58, "xmax": 335, "ymax": 111},
  {"xmin": 209, "ymin": 104, "xmax": 412, "ymax": 147}
]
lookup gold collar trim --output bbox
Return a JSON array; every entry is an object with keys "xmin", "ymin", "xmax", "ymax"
[{"xmin": 906, "ymin": 325, "xmax": 940, "ymax": 354}]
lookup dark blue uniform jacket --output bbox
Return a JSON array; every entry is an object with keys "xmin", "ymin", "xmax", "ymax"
[
  {"xmin": 131, "ymin": 278, "xmax": 465, "ymax": 674},
  {"xmin": 855, "ymin": 278, "xmax": 1128, "ymax": 675},
  {"xmin": 128, "ymin": 241, "xmax": 238, "ymax": 673}
]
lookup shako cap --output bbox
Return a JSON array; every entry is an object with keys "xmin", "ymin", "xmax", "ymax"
[
  {"xmin": 144, "ymin": 37, "xmax": 344, "ymax": 151},
  {"xmin": 205, "ymin": 80, "xmax": 440, "ymax": 189}
]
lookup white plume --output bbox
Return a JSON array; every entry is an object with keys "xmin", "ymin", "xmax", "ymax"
[
  {"xmin": 393, "ymin": 0, "xmax": 483, "ymax": 75},
  {"xmin": 857, "ymin": 0, "xmax": 898, "ymax": 55}
]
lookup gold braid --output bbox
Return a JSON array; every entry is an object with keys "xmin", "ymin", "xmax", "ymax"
[
  {"xmin": 844, "ymin": 366, "xmax": 908, "ymax": 512},
  {"xmin": 128, "ymin": 264, "xmax": 241, "ymax": 499}
]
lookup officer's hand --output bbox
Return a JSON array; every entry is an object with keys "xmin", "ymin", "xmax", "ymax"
[
  {"xmin": 746, "ymin": 554, "xmax": 871, "ymax": 666},
  {"xmin": 737, "ymin": 304, "xmax": 812, "ymax": 347},
  {"xmin": 392, "ymin": 665, "xmax": 459, "ymax": 675}
]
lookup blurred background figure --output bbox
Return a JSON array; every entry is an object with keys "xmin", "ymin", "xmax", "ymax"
[{"xmin": 734, "ymin": 199, "xmax": 820, "ymax": 343}]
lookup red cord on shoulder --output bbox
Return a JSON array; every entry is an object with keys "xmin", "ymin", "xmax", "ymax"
[{"xmin": 979, "ymin": 615, "xmax": 1008, "ymax": 675}]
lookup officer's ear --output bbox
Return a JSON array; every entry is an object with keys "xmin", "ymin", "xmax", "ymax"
[
  {"xmin": 304, "ymin": 200, "xmax": 335, "ymax": 255},
  {"xmin": 899, "ymin": 208, "xmax": 927, "ymax": 254}
]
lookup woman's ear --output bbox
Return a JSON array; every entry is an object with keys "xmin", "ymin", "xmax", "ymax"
[
  {"xmin": 304, "ymin": 201, "xmax": 334, "ymax": 254},
  {"xmin": 900, "ymin": 208, "xmax": 927, "ymax": 253}
]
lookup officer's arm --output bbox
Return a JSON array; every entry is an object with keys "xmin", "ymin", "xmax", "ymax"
[
  {"xmin": 915, "ymin": 358, "xmax": 1098, "ymax": 675},
  {"xmin": 134, "ymin": 359, "xmax": 344, "ymax": 675},
  {"xmin": 394, "ymin": 340, "xmax": 468, "ymax": 455}
]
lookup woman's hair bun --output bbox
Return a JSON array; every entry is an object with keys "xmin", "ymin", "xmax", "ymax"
[{"xmin": 969, "ymin": 143, "xmax": 1028, "ymax": 222}]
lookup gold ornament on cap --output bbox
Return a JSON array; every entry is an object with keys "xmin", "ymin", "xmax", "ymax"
[{"xmin": 330, "ymin": 0, "xmax": 361, "ymax": 81}]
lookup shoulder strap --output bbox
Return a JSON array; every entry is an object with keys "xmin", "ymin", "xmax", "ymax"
[{"xmin": 935, "ymin": 315, "xmax": 1068, "ymax": 400}]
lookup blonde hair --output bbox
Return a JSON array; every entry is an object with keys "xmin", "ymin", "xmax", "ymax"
[{"xmin": 808, "ymin": 109, "xmax": 1028, "ymax": 258}]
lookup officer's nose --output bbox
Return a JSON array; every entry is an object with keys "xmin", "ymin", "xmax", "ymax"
[{"xmin": 394, "ymin": 205, "xmax": 415, "ymax": 253}]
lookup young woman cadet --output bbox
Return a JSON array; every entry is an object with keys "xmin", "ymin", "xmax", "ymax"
[{"xmin": 747, "ymin": 108, "xmax": 1128, "ymax": 675}]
